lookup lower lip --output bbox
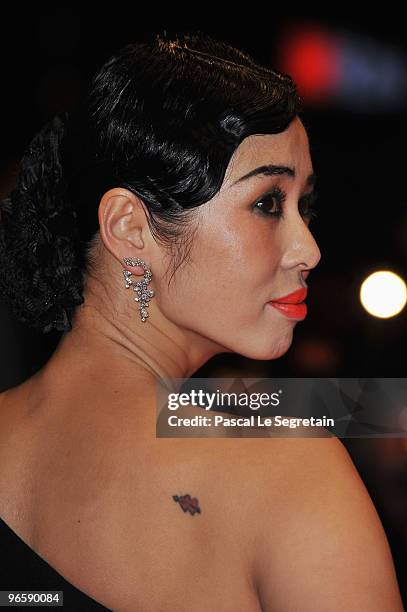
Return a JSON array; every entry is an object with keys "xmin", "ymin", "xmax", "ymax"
[{"xmin": 267, "ymin": 301, "xmax": 307, "ymax": 319}]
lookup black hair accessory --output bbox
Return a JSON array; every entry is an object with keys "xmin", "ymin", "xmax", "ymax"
[{"xmin": 0, "ymin": 111, "xmax": 85, "ymax": 333}]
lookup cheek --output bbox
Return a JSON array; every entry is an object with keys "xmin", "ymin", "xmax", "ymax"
[
  {"xmin": 203, "ymin": 213, "xmax": 281, "ymax": 288},
  {"xmin": 158, "ymin": 214, "xmax": 280, "ymax": 324},
  {"xmin": 192, "ymin": 214, "xmax": 276, "ymax": 293}
]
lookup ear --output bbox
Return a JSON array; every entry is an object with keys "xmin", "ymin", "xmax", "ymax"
[{"xmin": 97, "ymin": 187, "xmax": 151, "ymax": 270}]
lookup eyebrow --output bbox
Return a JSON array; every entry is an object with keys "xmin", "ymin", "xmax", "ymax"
[{"xmin": 232, "ymin": 164, "xmax": 317, "ymax": 187}]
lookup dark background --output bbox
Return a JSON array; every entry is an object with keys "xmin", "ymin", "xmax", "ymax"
[{"xmin": 0, "ymin": 10, "xmax": 406, "ymax": 606}]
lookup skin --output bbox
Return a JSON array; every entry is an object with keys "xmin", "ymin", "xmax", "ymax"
[
  {"xmin": 0, "ymin": 116, "xmax": 403, "ymax": 610},
  {"xmin": 40, "ymin": 115, "xmax": 321, "ymax": 396}
]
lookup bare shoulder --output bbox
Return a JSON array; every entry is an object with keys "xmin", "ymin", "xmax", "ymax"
[
  {"xmin": 0, "ymin": 385, "xmax": 27, "ymax": 451},
  {"xmin": 248, "ymin": 435, "xmax": 404, "ymax": 611}
]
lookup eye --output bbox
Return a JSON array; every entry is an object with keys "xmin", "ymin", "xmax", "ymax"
[
  {"xmin": 299, "ymin": 190, "xmax": 319, "ymax": 221},
  {"xmin": 252, "ymin": 186, "xmax": 286, "ymax": 217},
  {"xmin": 252, "ymin": 186, "xmax": 319, "ymax": 221}
]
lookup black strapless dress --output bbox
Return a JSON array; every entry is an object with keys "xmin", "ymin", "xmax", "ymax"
[{"xmin": 0, "ymin": 516, "xmax": 112, "ymax": 611}]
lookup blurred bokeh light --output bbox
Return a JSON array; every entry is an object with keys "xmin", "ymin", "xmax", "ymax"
[{"xmin": 360, "ymin": 271, "xmax": 407, "ymax": 318}]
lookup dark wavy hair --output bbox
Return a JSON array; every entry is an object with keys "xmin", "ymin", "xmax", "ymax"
[{"xmin": 0, "ymin": 30, "xmax": 303, "ymax": 334}]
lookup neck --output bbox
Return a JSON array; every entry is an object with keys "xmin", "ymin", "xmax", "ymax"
[{"xmin": 37, "ymin": 293, "xmax": 226, "ymax": 397}]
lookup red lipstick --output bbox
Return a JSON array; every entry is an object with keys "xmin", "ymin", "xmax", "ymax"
[{"xmin": 267, "ymin": 287, "xmax": 308, "ymax": 320}]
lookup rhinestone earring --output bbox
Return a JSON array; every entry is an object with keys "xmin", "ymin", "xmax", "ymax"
[{"xmin": 122, "ymin": 257, "xmax": 155, "ymax": 322}]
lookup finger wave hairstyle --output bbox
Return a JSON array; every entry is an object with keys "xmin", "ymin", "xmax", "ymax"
[{"xmin": 0, "ymin": 30, "xmax": 304, "ymax": 334}]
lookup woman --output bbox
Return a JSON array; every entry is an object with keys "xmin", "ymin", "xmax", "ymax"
[{"xmin": 0, "ymin": 31, "xmax": 403, "ymax": 611}]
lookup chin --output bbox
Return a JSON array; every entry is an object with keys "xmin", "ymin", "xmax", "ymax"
[{"xmin": 238, "ymin": 331, "xmax": 294, "ymax": 361}]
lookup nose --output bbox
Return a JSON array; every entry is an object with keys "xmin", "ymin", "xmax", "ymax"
[{"xmin": 280, "ymin": 220, "xmax": 322, "ymax": 272}]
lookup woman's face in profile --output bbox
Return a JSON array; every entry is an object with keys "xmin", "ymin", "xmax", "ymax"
[{"xmin": 157, "ymin": 116, "xmax": 321, "ymax": 361}]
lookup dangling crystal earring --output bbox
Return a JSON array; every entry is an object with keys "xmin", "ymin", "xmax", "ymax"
[{"xmin": 122, "ymin": 257, "xmax": 155, "ymax": 322}]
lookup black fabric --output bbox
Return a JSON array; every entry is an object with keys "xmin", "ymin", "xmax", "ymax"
[{"xmin": 0, "ymin": 516, "xmax": 112, "ymax": 610}]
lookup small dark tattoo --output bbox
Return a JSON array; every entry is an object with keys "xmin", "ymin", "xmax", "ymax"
[{"xmin": 173, "ymin": 494, "xmax": 201, "ymax": 515}]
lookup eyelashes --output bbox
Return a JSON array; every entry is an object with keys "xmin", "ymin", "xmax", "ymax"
[{"xmin": 252, "ymin": 185, "xmax": 319, "ymax": 221}]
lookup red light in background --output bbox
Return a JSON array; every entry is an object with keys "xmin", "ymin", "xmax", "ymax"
[
  {"xmin": 277, "ymin": 23, "xmax": 341, "ymax": 103},
  {"xmin": 292, "ymin": 337, "xmax": 341, "ymax": 373}
]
